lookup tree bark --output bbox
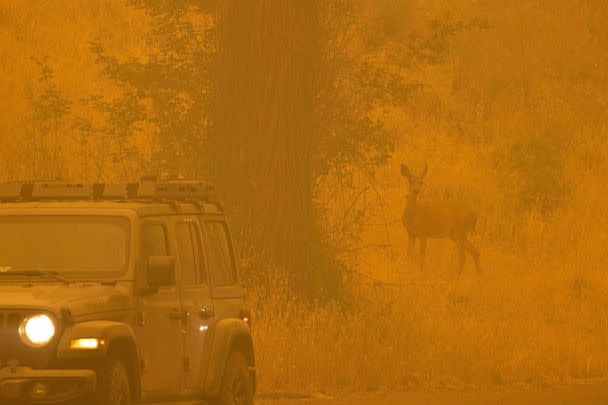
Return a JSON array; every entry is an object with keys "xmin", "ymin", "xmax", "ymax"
[{"xmin": 214, "ymin": 0, "xmax": 340, "ymax": 297}]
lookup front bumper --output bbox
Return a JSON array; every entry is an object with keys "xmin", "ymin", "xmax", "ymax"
[{"xmin": 0, "ymin": 366, "xmax": 95, "ymax": 404}]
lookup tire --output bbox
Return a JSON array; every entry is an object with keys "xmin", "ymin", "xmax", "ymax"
[
  {"xmin": 211, "ymin": 351, "xmax": 254, "ymax": 405},
  {"xmin": 89, "ymin": 358, "xmax": 131, "ymax": 405}
]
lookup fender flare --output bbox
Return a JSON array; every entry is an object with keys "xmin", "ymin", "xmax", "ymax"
[
  {"xmin": 56, "ymin": 320, "xmax": 137, "ymax": 359},
  {"xmin": 56, "ymin": 320, "xmax": 141, "ymax": 399},
  {"xmin": 203, "ymin": 318, "xmax": 255, "ymax": 397}
]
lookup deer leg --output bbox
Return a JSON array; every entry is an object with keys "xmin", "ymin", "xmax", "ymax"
[
  {"xmin": 419, "ymin": 238, "xmax": 427, "ymax": 271},
  {"xmin": 455, "ymin": 237, "xmax": 466, "ymax": 275},
  {"xmin": 465, "ymin": 239, "xmax": 481, "ymax": 273},
  {"xmin": 407, "ymin": 233, "xmax": 416, "ymax": 257}
]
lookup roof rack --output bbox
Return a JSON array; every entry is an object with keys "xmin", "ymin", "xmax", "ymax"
[{"xmin": 0, "ymin": 180, "xmax": 218, "ymax": 204}]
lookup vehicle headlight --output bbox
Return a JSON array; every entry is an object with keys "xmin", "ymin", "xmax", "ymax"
[{"xmin": 19, "ymin": 314, "xmax": 56, "ymax": 347}]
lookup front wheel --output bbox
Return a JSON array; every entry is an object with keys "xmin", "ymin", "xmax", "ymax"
[
  {"xmin": 211, "ymin": 351, "xmax": 254, "ymax": 405},
  {"xmin": 89, "ymin": 358, "xmax": 131, "ymax": 405}
]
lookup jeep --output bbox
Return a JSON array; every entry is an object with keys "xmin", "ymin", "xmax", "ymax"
[{"xmin": 0, "ymin": 180, "xmax": 255, "ymax": 404}]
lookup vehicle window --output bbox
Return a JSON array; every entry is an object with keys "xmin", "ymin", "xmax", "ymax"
[
  {"xmin": 0, "ymin": 216, "xmax": 129, "ymax": 276},
  {"xmin": 176, "ymin": 223, "xmax": 197, "ymax": 285},
  {"xmin": 141, "ymin": 223, "xmax": 168, "ymax": 258},
  {"xmin": 190, "ymin": 225, "xmax": 208, "ymax": 285},
  {"xmin": 203, "ymin": 222, "xmax": 236, "ymax": 286},
  {"xmin": 141, "ymin": 222, "xmax": 173, "ymax": 285}
]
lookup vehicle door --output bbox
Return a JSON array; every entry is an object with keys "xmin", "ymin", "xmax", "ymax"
[
  {"xmin": 173, "ymin": 217, "xmax": 214, "ymax": 391},
  {"xmin": 136, "ymin": 218, "xmax": 184, "ymax": 395},
  {"xmin": 201, "ymin": 219, "xmax": 243, "ymax": 321}
]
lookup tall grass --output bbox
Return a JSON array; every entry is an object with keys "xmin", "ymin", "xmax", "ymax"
[{"xmin": 248, "ymin": 130, "xmax": 608, "ymax": 394}]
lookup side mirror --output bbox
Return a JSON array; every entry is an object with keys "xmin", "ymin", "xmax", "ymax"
[{"xmin": 146, "ymin": 256, "xmax": 175, "ymax": 291}]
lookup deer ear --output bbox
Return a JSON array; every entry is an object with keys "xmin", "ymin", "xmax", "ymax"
[
  {"xmin": 420, "ymin": 164, "xmax": 428, "ymax": 178},
  {"xmin": 400, "ymin": 164, "xmax": 411, "ymax": 178}
]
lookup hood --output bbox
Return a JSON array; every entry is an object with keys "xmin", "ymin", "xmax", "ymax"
[{"xmin": 0, "ymin": 283, "xmax": 131, "ymax": 318}]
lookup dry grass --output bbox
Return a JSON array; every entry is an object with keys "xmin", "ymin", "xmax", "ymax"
[
  {"xmin": 249, "ymin": 259, "xmax": 608, "ymax": 394},
  {"xmin": 248, "ymin": 131, "xmax": 608, "ymax": 395}
]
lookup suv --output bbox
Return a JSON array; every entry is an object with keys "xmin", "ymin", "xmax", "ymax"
[{"xmin": 0, "ymin": 181, "xmax": 255, "ymax": 405}]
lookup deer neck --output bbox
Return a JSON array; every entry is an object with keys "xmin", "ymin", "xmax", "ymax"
[{"xmin": 404, "ymin": 192, "xmax": 419, "ymax": 227}]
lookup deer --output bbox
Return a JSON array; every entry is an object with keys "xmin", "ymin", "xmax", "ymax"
[{"xmin": 400, "ymin": 163, "xmax": 480, "ymax": 274}]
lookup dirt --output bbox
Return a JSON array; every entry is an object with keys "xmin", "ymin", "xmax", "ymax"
[
  {"xmin": 153, "ymin": 383, "xmax": 608, "ymax": 404},
  {"xmin": 257, "ymin": 387, "xmax": 608, "ymax": 404}
]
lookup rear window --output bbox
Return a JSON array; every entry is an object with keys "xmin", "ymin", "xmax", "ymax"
[{"xmin": 203, "ymin": 221, "xmax": 237, "ymax": 286}]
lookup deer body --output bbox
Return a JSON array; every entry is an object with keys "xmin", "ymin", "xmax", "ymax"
[
  {"xmin": 401, "ymin": 164, "xmax": 480, "ymax": 273},
  {"xmin": 403, "ymin": 200, "xmax": 477, "ymax": 239}
]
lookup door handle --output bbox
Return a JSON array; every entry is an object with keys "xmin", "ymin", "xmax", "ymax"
[
  {"xmin": 199, "ymin": 307, "xmax": 215, "ymax": 320},
  {"xmin": 168, "ymin": 310, "xmax": 190, "ymax": 321}
]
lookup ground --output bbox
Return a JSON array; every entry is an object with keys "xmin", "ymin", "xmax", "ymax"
[{"xmin": 151, "ymin": 383, "xmax": 608, "ymax": 404}]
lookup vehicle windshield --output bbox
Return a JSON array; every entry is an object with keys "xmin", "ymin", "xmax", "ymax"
[{"xmin": 0, "ymin": 215, "xmax": 129, "ymax": 277}]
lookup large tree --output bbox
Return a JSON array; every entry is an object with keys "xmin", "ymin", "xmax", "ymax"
[{"xmin": 213, "ymin": 0, "xmax": 340, "ymax": 296}]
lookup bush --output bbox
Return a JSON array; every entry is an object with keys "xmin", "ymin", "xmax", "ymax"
[{"xmin": 507, "ymin": 129, "xmax": 569, "ymax": 214}]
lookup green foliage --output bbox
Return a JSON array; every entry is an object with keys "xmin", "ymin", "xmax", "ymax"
[
  {"xmin": 72, "ymin": 116, "xmax": 95, "ymax": 181},
  {"xmin": 87, "ymin": 92, "xmax": 147, "ymax": 180},
  {"xmin": 508, "ymin": 129, "xmax": 569, "ymax": 213},
  {"xmin": 316, "ymin": 1, "xmax": 401, "ymax": 183},
  {"xmin": 90, "ymin": 0, "xmax": 215, "ymax": 178},
  {"xmin": 407, "ymin": 13, "xmax": 492, "ymax": 66},
  {"xmin": 317, "ymin": 5, "xmax": 491, "ymax": 181},
  {"xmin": 27, "ymin": 56, "xmax": 72, "ymax": 179}
]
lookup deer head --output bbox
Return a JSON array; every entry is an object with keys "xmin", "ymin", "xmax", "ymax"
[{"xmin": 400, "ymin": 163, "xmax": 428, "ymax": 197}]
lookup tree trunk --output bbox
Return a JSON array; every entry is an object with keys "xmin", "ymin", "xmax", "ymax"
[{"xmin": 214, "ymin": 0, "xmax": 340, "ymax": 297}]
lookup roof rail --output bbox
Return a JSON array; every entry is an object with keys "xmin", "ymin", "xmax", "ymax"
[{"xmin": 0, "ymin": 180, "xmax": 218, "ymax": 204}]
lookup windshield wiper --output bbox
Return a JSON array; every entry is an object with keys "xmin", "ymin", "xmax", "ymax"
[{"xmin": 0, "ymin": 269, "xmax": 69, "ymax": 284}]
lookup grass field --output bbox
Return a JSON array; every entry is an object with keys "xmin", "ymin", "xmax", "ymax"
[{"xmin": 248, "ymin": 131, "xmax": 608, "ymax": 395}]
